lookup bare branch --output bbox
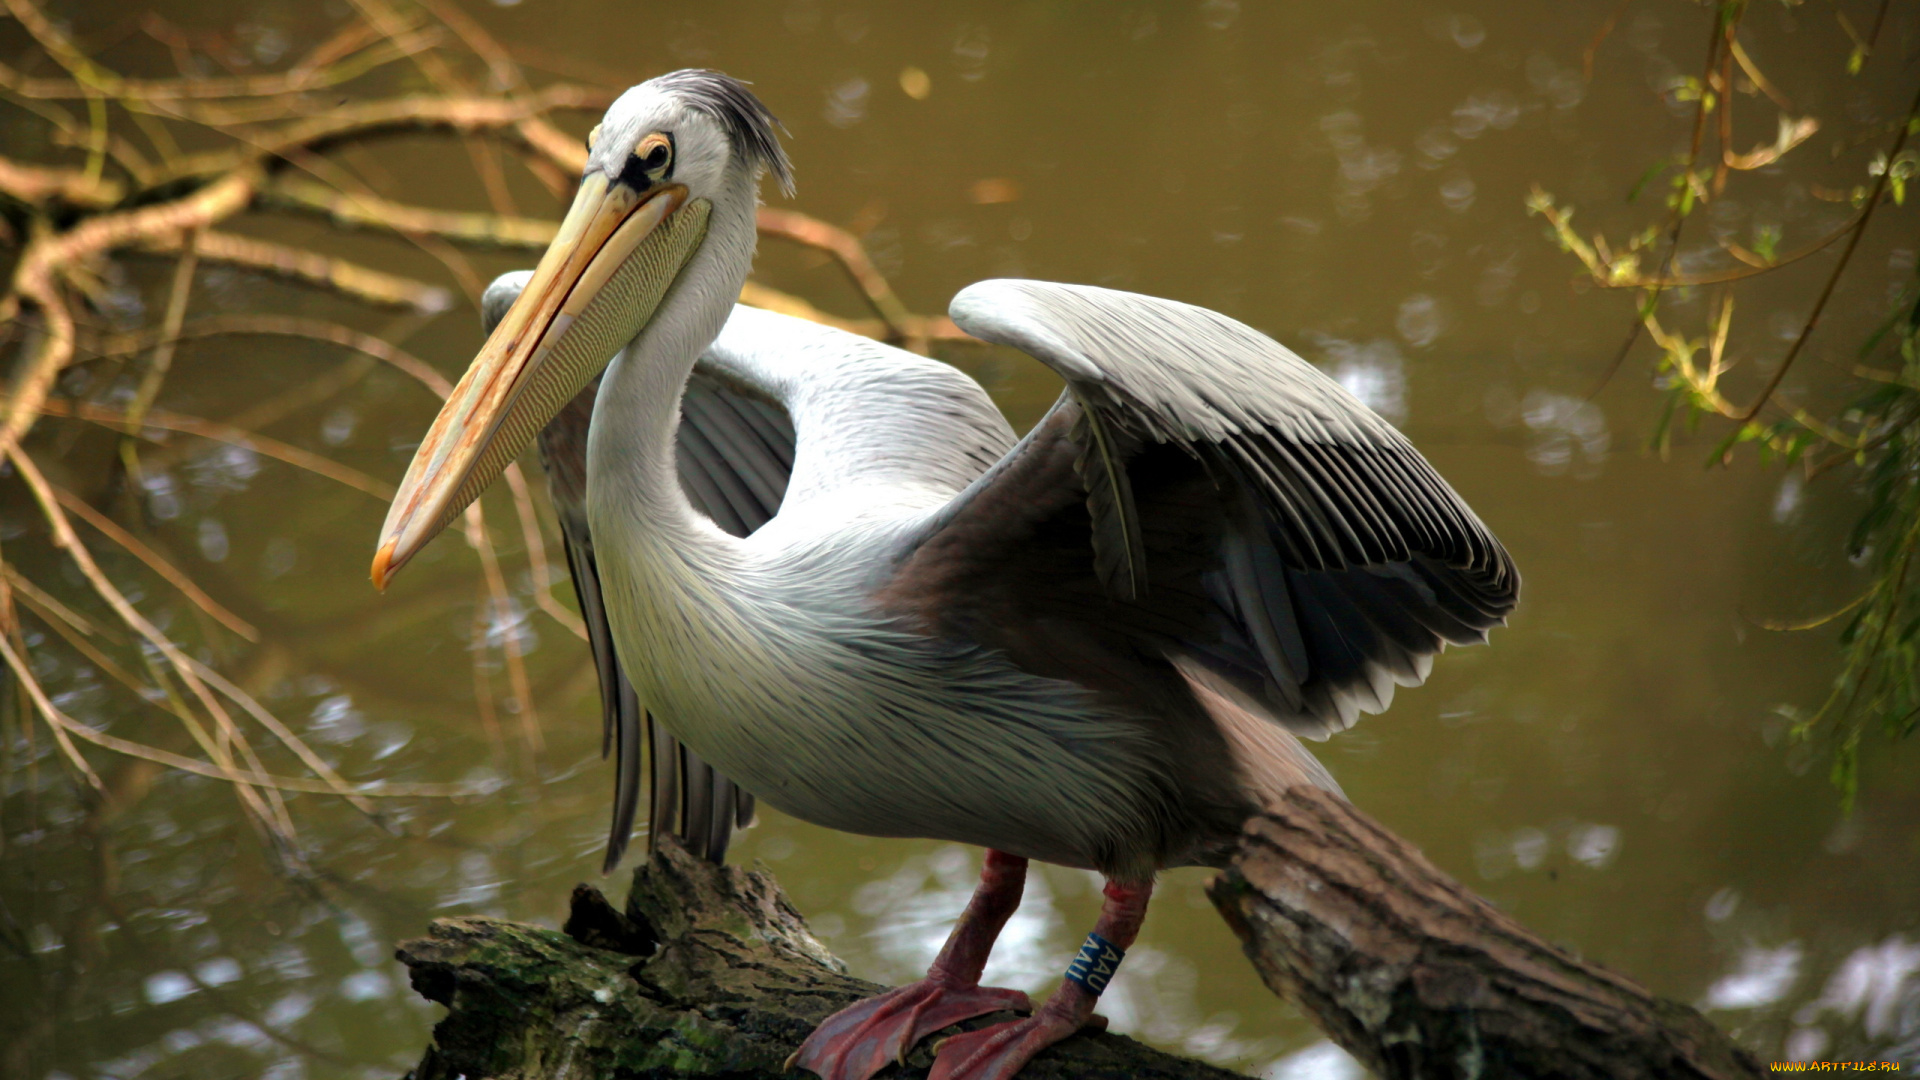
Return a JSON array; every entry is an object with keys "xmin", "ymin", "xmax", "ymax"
[
  {"xmin": 2, "ymin": 563, "xmax": 119, "ymax": 643},
  {"xmin": 141, "ymin": 229, "xmax": 453, "ymax": 312},
  {"xmin": 502, "ymin": 462, "xmax": 588, "ymax": 641},
  {"xmin": 756, "ymin": 208, "xmax": 926, "ymax": 350},
  {"xmin": 145, "ymin": 83, "xmax": 610, "ymax": 187},
  {"xmin": 164, "ymin": 315, "xmax": 453, "ymax": 396},
  {"xmin": 1735, "ymin": 81, "xmax": 1920, "ymax": 422},
  {"xmin": 0, "ymin": 22, "xmax": 438, "ymax": 102},
  {"xmin": 37, "ymin": 398, "xmax": 395, "ymax": 499},
  {"xmin": 1, "ymin": 632, "xmax": 487, "ymax": 798},
  {"xmin": 0, "ymin": 628, "xmax": 106, "ymax": 793},
  {"xmin": 122, "ymin": 225, "xmax": 200, "ymax": 451},
  {"xmin": 264, "ymin": 174, "xmax": 559, "ymax": 249},
  {"xmin": 3, "ymin": 168, "xmax": 257, "ymax": 462},
  {"xmin": 49, "ymin": 485, "xmax": 261, "ymax": 642},
  {"xmin": 463, "ymin": 504, "xmax": 542, "ymax": 757},
  {"xmin": 0, "ymin": 154, "xmax": 125, "ymax": 208}
]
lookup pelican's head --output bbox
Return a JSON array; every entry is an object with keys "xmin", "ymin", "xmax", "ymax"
[{"xmin": 371, "ymin": 70, "xmax": 789, "ymax": 589}]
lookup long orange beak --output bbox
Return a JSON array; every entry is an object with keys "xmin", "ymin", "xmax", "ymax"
[{"xmin": 371, "ymin": 172, "xmax": 711, "ymax": 589}]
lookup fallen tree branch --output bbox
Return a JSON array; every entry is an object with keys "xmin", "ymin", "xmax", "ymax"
[
  {"xmin": 400, "ymin": 836, "xmax": 1247, "ymax": 1080},
  {"xmin": 1208, "ymin": 788, "xmax": 1765, "ymax": 1080}
]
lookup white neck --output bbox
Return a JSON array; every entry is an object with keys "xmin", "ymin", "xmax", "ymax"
[{"xmin": 586, "ymin": 168, "xmax": 761, "ymax": 549}]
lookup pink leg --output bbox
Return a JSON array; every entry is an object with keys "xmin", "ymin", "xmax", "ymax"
[
  {"xmin": 789, "ymin": 850, "xmax": 1036, "ymax": 1080},
  {"xmin": 928, "ymin": 876, "xmax": 1154, "ymax": 1080}
]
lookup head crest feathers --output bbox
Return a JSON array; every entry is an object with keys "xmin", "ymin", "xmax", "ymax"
[{"xmin": 651, "ymin": 69, "xmax": 794, "ymax": 196}]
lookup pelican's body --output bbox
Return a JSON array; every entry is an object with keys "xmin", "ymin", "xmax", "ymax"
[
  {"xmin": 589, "ymin": 304, "xmax": 1338, "ymax": 878},
  {"xmin": 380, "ymin": 70, "xmax": 1517, "ymax": 1080}
]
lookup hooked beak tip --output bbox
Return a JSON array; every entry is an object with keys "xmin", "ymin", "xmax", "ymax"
[{"xmin": 370, "ymin": 540, "xmax": 396, "ymax": 592}]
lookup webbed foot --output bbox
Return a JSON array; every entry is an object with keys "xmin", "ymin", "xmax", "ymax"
[
  {"xmin": 788, "ymin": 978, "xmax": 1031, "ymax": 1080},
  {"xmin": 926, "ymin": 988, "xmax": 1091, "ymax": 1080}
]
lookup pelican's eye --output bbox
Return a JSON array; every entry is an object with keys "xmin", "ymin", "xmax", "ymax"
[{"xmin": 621, "ymin": 132, "xmax": 674, "ymax": 188}]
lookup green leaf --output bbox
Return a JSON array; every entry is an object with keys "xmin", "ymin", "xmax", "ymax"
[
  {"xmin": 1704, "ymin": 422, "xmax": 1749, "ymax": 467},
  {"xmin": 1627, "ymin": 160, "xmax": 1670, "ymax": 204},
  {"xmin": 1831, "ymin": 732, "xmax": 1859, "ymax": 815},
  {"xmin": 1649, "ymin": 389, "xmax": 1681, "ymax": 457}
]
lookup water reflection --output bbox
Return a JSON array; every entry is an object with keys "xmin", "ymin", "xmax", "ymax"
[
  {"xmin": 1472, "ymin": 819, "xmax": 1620, "ymax": 880},
  {"xmin": 1788, "ymin": 936, "xmax": 1920, "ymax": 1063},
  {"xmin": 1316, "ymin": 335, "xmax": 1408, "ymax": 423},
  {"xmin": 1707, "ymin": 943, "xmax": 1804, "ymax": 1012},
  {"xmin": 1517, "ymin": 390, "xmax": 1611, "ymax": 478},
  {"xmin": 1265, "ymin": 1040, "xmax": 1365, "ymax": 1080},
  {"xmin": 851, "ymin": 846, "xmax": 1061, "ymax": 992}
]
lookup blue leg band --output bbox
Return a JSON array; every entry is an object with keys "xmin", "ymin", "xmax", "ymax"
[{"xmin": 1062, "ymin": 931, "xmax": 1125, "ymax": 996}]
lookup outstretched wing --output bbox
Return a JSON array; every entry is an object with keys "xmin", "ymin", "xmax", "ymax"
[
  {"xmin": 892, "ymin": 279, "xmax": 1518, "ymax": 740},
  {"xmin": 487, "ymin": 273, "xmax": 775, "ymax": 870}
]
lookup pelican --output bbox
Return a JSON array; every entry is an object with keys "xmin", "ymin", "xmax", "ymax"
[{"xmin": 375, "ymin": 70, "xmax": 1517, "ymax": 1080}]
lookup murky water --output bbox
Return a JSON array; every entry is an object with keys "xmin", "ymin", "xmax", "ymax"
[{"xmin": 5, "ymin": 1, "xmax": 1919, "ymax": 1076}]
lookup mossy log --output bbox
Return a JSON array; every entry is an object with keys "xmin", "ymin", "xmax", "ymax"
[
  {"xmin": 399, "ymin": 796, "xmax": 1767, "ymax": 1080},
  {"xmin": 1207, "ymin": 789, "xmax": 1766, "ymax": 1080},
  {"xmin": 398, "ymin": 837, "xmax": 1248, "ymax": 1079}
]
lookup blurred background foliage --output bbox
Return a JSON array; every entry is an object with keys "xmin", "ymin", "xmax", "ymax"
[{"xmin": 1528, "ymin": 0, "xmax": 1920, "ymax": 809}]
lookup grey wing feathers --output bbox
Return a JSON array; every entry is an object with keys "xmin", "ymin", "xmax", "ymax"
[
  {"xmin": 949, "ymin": 279, "xmax": 1518, "ymax": 738},
  {"xmin": 700, "ymin": 304, "xmax": 1016, "ymax": 507},
  {"xmin": 677, "ymin": 369, "xmax": 792, "ymax": 528}
]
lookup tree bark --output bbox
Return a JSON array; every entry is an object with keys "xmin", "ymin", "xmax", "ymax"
[
  {"xmin": 1207, "ymin": 788, "xmax": 1766, "ymax": 1080},
  {"xmin": 398, "ymin": 836, "xmax": 1248, "ymax": 1080}
]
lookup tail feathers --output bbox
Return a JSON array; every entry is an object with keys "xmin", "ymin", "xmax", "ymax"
[{"xmin": 1177, "ymin": 659, "xmax": 1346, "ymax": 804}]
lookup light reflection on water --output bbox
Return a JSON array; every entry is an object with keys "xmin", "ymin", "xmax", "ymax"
[
  {"xmin": 850, "ymin": 845, "xmax": 1062, "ymax": 992},
  {"xmin": 4, "ymin": 0, "xmax": 1920, "ymax": 1076}
]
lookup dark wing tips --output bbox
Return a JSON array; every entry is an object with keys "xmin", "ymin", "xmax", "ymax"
[
  {"xmin": 654, "ymin": 69, "xmax": 794, "ymax": 196},
  {"xmin": 600, "ymin": 687, "xmax": 645, "ymax": 873},
  {"xmin": 626, "ymin": 738, "xmax": 740, "ymax": 866}
]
